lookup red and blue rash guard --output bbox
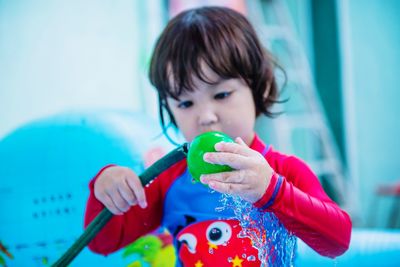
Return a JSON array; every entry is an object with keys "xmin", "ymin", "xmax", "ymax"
[{"xmin": 84, "ymin": 134, "xmax": 352, "ymax": 263}]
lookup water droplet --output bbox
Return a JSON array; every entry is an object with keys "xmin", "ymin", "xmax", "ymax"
[
  {"xmin": 207, "ymin": 187, "xmax": 216, "ymax": 193},
  {"xmin": 215, "ymin": 194, "xmax": 297, "ymax": 266},
  {"xmin": 247, "ymin": 255, "xmax": 256, "ymax": 261},
  {"xmin": 215, "ymin": 206, "xmax": 225, "ymax": 212},
  {"xmin": 238, "ymin": 231, "xmax": 247, "ymax": 238}
]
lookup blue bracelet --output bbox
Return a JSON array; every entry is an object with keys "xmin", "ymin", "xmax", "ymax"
[{"xmin": 260, "ymin": 175, "xmax": 283, "ymax": 210}]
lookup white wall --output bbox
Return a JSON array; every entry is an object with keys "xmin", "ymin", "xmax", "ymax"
[{"xmin": 0, "ymin": 0, "xmax": 163, "ymax": 138}]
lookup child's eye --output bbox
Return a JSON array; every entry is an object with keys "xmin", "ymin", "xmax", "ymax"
[
  {"xmin": 177, "ymin": 100, "xmax": 193, "ymax": 109},
  {"xmin": 214, "ymin": 91, "xmax": 232, "ymax": 100}
]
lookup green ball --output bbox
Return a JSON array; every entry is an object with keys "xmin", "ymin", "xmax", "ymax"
[{"xmin": 187, "ymin": 131, "xmax": 234, "ymax": 183}]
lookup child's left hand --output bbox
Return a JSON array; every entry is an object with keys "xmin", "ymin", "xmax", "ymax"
[{"xmin": 200, "ymin": 137, "xmax": 274, "ymax": 203}]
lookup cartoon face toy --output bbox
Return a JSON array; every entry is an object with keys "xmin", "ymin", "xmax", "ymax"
[{"xmin": 177, "ymin": 219, "xmax": 260, "ymax": 266}]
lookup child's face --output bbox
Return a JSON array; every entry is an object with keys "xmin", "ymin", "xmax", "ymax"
[{"xmin": 167, "ymin": 65, "xmax": 256, "ymax": 145}]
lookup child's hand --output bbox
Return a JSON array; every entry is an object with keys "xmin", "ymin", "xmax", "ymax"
[
  {"xmin": 200, "ymin": 137, "xmax": 273, "ymax": 203},
  {"xmin": 94, "ymin": 166, "xmax": 147, "ymax": 215}
]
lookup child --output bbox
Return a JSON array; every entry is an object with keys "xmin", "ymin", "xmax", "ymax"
[{"xmin": 84, "ymin": 6, "xmax": 352, "ymax": 266}]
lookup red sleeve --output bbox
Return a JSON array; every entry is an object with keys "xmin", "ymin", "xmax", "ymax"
[
  {"xmin": 254, "ymin": 150, "xmax": 352, "ymax": 258},
  {"xmin": 83, "ymin": 161, "xmax": 186, "ymax": 255}
]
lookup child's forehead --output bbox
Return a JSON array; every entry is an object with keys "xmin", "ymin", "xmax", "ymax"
[
  {"xmin": 167, "ymin": 61, "xmax": 224, "ymax": 95},
  {"xmin": 168, "ymin": 61, "xmax": 220, "ymax": 82}
]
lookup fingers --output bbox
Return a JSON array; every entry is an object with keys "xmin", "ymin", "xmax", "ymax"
[
  {"xmin": 119, "ymin": 180, "xmax": 138, "ymax": 206},
  {"xmin": 202, "ymin": 171, "xmax": 261, "ymax": 203},
  {"xmin": 198, "ymin": 137, "xmax": 272, "ymax": 202},
  {"xmin": 207, "ymin": 180, "xmax": 248, "ymax": 196},
  {"xmin": 234, "ymin": 137, "xmax": 247, "ymax": 146},
  {"xmin": 203, "ymin": 151, "xmax": 251, "ymax": 169},
  {"xmin": 200, "ymin": 170, "xmax": 247, "ymax": 184},
  {"xmin": 94, "ymin": 167, "xmax": 147, "ymax": 215},
  {"xmin": 97, "ymin": 192, "xmax": 125, "ymax": 215},
  {"xmin": 214, "ymin": 138, "xmax": 253, "ymax": 157},
  {"xmin": 125, "ymin": 174, "xmax": 148, "ymax": 209},
  {"xmin": 205, "ymin": 137, "xmax": 256, "ymax": 169}
]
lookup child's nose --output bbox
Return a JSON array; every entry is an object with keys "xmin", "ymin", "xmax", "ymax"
[{"xmin": 198, "ymin": 108, "xmax": 218, "ymax": 126}]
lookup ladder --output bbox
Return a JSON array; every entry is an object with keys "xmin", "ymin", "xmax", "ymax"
[{"xmin": 248, "ymin": 0, "xmax": 355, "ymax": 214}]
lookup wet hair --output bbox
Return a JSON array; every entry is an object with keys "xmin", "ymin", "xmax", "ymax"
[{"xmin": 149, "ymin": 6, "xmax": 281, "ymax": 131}]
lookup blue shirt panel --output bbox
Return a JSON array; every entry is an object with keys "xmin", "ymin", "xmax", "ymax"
[{"xmin": 161, "ymin": 168, "xmax": 236, "ymax": 237}]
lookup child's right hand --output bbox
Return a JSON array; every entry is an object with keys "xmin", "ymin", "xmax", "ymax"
[{"xmin": 94, "ymin": 166, "xmax": 148, "ymax": 215}]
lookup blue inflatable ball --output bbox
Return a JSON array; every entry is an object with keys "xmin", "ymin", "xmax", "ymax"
[{"xmin": 0, "ymin": 110, "xmax": 173, "ymax": 266}]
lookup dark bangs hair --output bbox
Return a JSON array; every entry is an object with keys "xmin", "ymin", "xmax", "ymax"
[{"xmin": 149, "ymin": 6, "xmax": 281, "ymax": 129}]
